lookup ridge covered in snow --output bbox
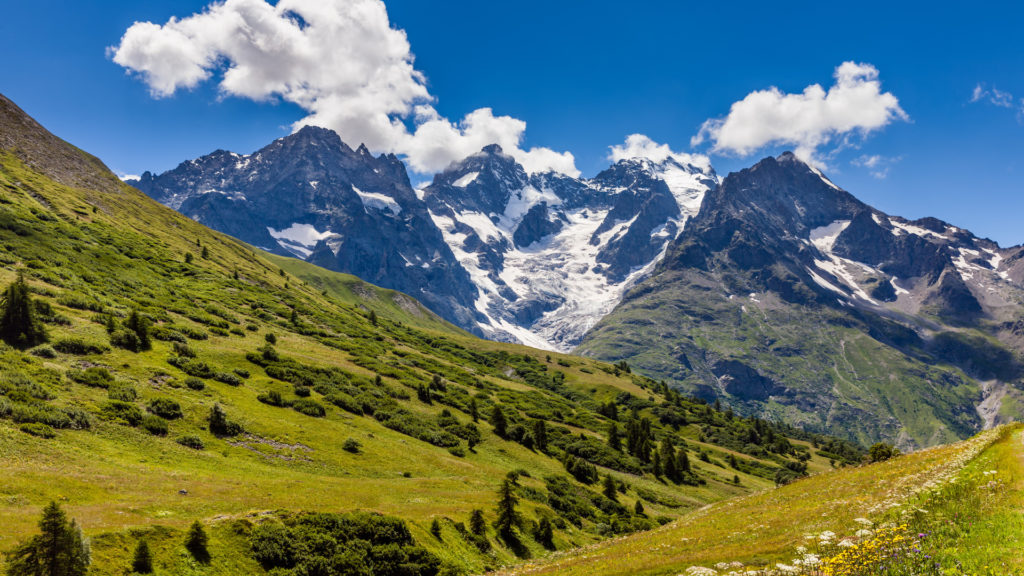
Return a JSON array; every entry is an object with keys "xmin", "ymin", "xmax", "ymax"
[{"xmin": 423, "ymin": 145, "xmax": 718, "ymax": 351}]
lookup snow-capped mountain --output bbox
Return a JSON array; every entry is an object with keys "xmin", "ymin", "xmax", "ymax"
[
  {"xmin": 130, "ymin": 129, "xmax": 718, "ymax": 350},
  {"xmin": 422, "ymin": 144, "xmax": 718, "ymax": 349},
  {"xmin": 127, "ymin": 126, "xmax": 481, "ymax": 330}
]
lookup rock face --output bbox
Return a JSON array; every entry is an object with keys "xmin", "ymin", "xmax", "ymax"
[
  {"xmin": 580, "ymin": 152, "xmax": 1024, "ymax": 449},
  {"xmin": 128, "ymin": 126, "xmax": 481, "ymax": 331}
]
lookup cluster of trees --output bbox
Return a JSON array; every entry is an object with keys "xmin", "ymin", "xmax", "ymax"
[
  {"xmin": 4, "ymin": 502, "xmax": 89, "ymax": 576},
  {"xmin": 3, "ymin": 503, "xmax": 213, "ymax": 576}
]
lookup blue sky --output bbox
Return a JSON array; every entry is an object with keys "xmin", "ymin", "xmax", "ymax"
[{"xmin": 2, "ymin": 0, "xmax": 1022, "ymax": 245}]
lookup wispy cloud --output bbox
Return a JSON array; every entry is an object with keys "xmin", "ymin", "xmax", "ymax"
[
  {"xmin": 109, "ymin": 0, "xmax": 578, "ymax": 176},
  {"xmin": 691, "ymin": 62, "xmax": 908, "ymax": 168},
  {"xmin": 851, "ymin": 154, "xmax": 901, "ymax": 179},
  {"xmin": 970, "ymin": 83, "xmax": 1024, "ymax": 122}
]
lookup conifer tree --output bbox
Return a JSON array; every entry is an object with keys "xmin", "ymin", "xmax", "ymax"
[
  {"xmin": 0, "ymin": 273, "xmax": 47, "ymax": 348},
  {"xmin": 531, "ymin": 419, "xmax": 548, "ymax": 452},
  {"xmin": 184, "ymin": 521, "xmax": 209, "ymax": 563},
  {"xmin": 490, "ymin": 405, "xmax": 507, "ymax": 438},
  {"xmin": 5, "ymin": 501, "xmax": 89, "ymax": 576},
  {"xmin": 131, "ymin": 540, "xmax": 153, "ymax": 574},
  {"xmin": 494, "ymin": 478, "xmax": 521, "ymax": 541},
  {"xmin": 534, "ymin": 517, "xmax": 554, "ymax": 549},
  {"xmin": 469, "ymin": 398, "xmax": 479, "ymax": 423},
  {"xmin": 607, "ymin": 423, "xmax": 621, "ymax": 452},
  {"xmin": 125, "ymin": 310, "xmax": 151, "ymax": 351},
  {"xmin": 469, "ymin": 509, "xmax": 487, "ymax": 536},
  {"xmin": 661, "ymin": 439, "xmax": 679, "ymax": 483},
  {"xmin": 602, "ymin": 474, "xmax": 618, "ymax": 502},
  {"xmin": 677, "ymin": 448, "xmax": 691, "ymax": 473}
]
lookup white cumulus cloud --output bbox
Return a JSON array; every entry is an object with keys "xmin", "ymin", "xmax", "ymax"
[
  {"xmin": 691, "ymin": 62, "xmax": 908, "ymax": 167},
  {"xmin": 109, "ymin": 0, "xmax": 578, "ymax": 176},
  {"xmin": 608, "ymin": 134, "xmax": 712, "ymax": 172}
]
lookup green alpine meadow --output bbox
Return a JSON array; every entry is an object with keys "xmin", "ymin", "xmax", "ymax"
[{"xmin": 2, "ymin": 1, "xmax": 1023, "ymax": 573}]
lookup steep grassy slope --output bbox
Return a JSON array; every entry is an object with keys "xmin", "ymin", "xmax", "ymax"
[
  {"xmin": 578, "ymin": 277, "xmax": 985, "ymax": 449},
  {"xmin": 0, "ymin": 97, "xmax": 860, "ymax": 575},
  {"xmin": 497, "ymin": 425, "xmax": 1021, "ymax": 576}
]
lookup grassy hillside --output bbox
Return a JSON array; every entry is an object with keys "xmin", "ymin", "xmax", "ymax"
[
  {"xmin": 0, "ymin": 99, "xmax": 862, "ymax": 575},
  {"xmin": 497, "ymin": 424, "xmax": 1023, "ymax": 575}
]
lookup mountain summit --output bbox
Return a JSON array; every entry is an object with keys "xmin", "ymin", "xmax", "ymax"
[{"xmin": 128, "ymin": 126, "xmax": 481, "ymax": 331}]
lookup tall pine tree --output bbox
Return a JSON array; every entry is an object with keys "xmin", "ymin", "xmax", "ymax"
[
  {"xmin": 0, "ymin": 273, "xmax": 47, "ymax": 348},
  {"xmin": 494, "ymin": 478, "xmax": 521, "ymax": 541}
]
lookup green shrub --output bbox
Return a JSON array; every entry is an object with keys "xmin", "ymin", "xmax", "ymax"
[
  {"xmin": 342, "ymin": 438, "xmax": 361, "ymax": 453},
  {"xmin": 184, "ymin": 377, "xmax": 205, "ymax": 391},
  {"xmin": 108, "ymin": 384, "xmax": 137, "ymax": 402},
  {"xmin": 214, "ymin": 372, "xmax": 242, "ymax": 386},
  {"xmin": 167, "ymin": 356, "xmax": 215, "ymax": 378},
  {"xmin": 56, "ymin": 293, "xmax": 104, "ymax": 311},
  {"xmin": 172, "ymin": 342, "xmax": 196, "ymax": 358},
  {"xmin": 147, "ymin": 398, "xmax": 182, "ymax": 420},
  {"xmin": 29, "ymin": 345, "xmax": 57, "ymax": 358},
  {"xmin": 141, "ymin": 414, "xmax": 169, "ymax": 436},
  {"xmin": 247, "ymin": 512, "xmax": 440, "ymax": 575},
  {"xmin": 233, "ymin": 368, "xmax": 250, "ymax": 379},
  {"xmin": 177, "ymin": 435, "xmax": 205, "ymax": 450},
  {"xmin": 150, "ymin": 326, "xmax": 187, "ymax": 343},
  {"xmin": 250, "ymin": 522, "xmax": 294, "ymax": 569},
  {"xmin": 100, "ymin": 401, "xmax": 143, "ymax": 426},
  {"xmin": 67, "ymin": 367, "xmax": 114, "ymax": 388},
  {"xmin": 53, "ymin": 338, "xmax": 109, "ymax": 355},
  {"xmin": 19, "ymin": 422, "xmax": 56, "ymax": 438},
  {"xmin": 175, "ymin": 325, "xmax": 209, "ymax": 340},
  {"xmin": 11, "ymin": 403, "xmax": 72, "ymax": 429},
  {"xmin": 292, "ymin": 398, "xmax": 325, "ymax": 418},
  {"xmin": 209, "ymin": 404, "xmax": 242, "ymax": 437},
  {"xmin": 325, "ymin": 392, "xmax": 362, "ymax": 415},
  {"xmin": 257, "ymin": 390, "xmax": 285, "ymax": 407}
]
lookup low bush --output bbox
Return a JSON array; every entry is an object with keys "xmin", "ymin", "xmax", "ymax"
[
  {"xmin": 29, "ymin": 345, "xmax": 56, "ymax": 359},
  {"xmin": 100, "ymin": 400, "xmax": 143, "ymax": 426},
  {"xmin": 67, "ymin": 366, "xmax": 114, "ymax": 388},
  {"xmin": 342, "ymin": 438, "xmax": 361, "ymax": 453},
  {"xmin": 214, "ymin": 372, "xmax": 242, "ymax": 386},
  {"xmin": 249, "ymin": 512, "xmax": 441, "ymax": 576},
  {"xmin": 148, "ymin": 398, "xmax": 183, "ymax": 420},
  {"xmin": 141, "ymin": 414, "xmax": 169, "ymax": 436},
  {"xmin": 184, "ymin": 377, "xmax": 205, "ymax": 391},
  {"xmin": 257, "ymin": 389, "xmax": 286, "ymax": 407},
  {"xmin": 108, "ymin": 384, "xmax": 137, "ymax": 402},
  {"xmin": 19, "ymin": 422, "xmax": 56, "ymax": 438},
  {"xmin": 177, "ymin": 435, "xmax": 205, "ymax": 450},
  {"xmin": 53, "ymin": 338, "xmax": 108, "ymax": 355},
  {"xmin": 292, "ymin": 398, "xmax": 326, "ymax": 418}
]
